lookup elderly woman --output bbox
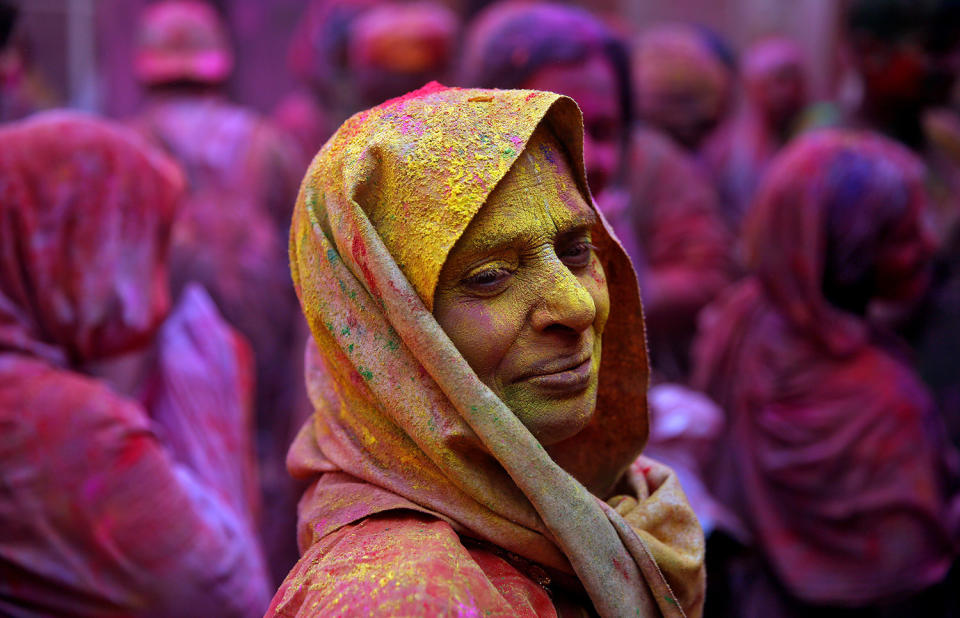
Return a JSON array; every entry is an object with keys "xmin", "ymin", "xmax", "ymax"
[
  {"xmin": 0, "ymin": 113, "xmax": 270, "ymax": 616},
  {"xmin": 266, "ymin": 83, "xmax": 705, "ymax": 616},
  {"xmin": 692, "ymin": 131, "xmax": 959, "ymax": 617}
]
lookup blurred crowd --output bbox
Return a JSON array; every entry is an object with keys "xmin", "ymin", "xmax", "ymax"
[{"xmin": 2, "ymin": 0, "xmax": 960, "ymax": 616}]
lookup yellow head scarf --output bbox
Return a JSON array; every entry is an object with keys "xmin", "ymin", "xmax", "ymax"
[{"xmin": 288, "ymin": 82, "xmax": 704, "ymax": 616}]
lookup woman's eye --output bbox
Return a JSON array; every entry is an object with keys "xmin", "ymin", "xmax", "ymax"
[
  {"xmin": 462, "ymin": 267, "xmax": 512, "ymax": 293},
  {"xmin": 558, "ymin": 241, "xmax": 595, "ymax": 269}
]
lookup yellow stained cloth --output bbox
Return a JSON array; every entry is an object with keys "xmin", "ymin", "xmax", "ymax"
[{"xmin": 285, "ymin": 82, "xmax": 704, "ymax": 616}]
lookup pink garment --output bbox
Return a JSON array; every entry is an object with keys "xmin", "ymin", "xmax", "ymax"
[
  {"xmin": 645, "ymin": 383, "xmax": 745, "ymax": 540},
  {"xmin": 132, "ymin": 93, "xmax": 308, "ymax": 583},
  {"xmin": 692, "ymin": 130, "xmax": 960, "ymax": 608},
  {"xmin": 0, "ymin": 112, "xmax": 269, "ymax": 616}
]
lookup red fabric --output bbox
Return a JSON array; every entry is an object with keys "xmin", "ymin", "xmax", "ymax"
[
  {"xmin": 692, "ymin": 130, "xmax": 960, "ymax": 607},
  {"xmin": 0, "ymin": 112, "xmax": 270, "ymax": 616}
]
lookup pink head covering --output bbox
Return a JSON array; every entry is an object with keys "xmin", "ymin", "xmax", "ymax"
[
  {"xmin": 744, "ymin": 129, "xmax": 926, "ymax": 354},
  {"xmin": 135, "ymin": 1, "xmax": 234, "ymax": 86},
  {"xmin": 0, "ymin": 112, "xmax": 183, "ymax": 366}
]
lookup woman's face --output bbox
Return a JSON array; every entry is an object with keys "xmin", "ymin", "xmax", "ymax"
[{"xmin": 434, "ymin": 127, "xmax": 610, "ymax": 446}]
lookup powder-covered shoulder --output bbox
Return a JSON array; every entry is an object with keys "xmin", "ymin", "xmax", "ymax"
[{"xmin": 266, "ymin": 512, "xmax": 553, "ymax": 618}]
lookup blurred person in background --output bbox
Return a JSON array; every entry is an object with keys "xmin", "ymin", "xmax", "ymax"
[
  {"xmin": 131, "ymin": 0, "xmax": 306, "ymax": 585},
  {"xmin": 0, "ymin": 1, "xmax": 58, "ymax": 122},
  {"xmin": 460, "ymin": 1, "xmax": 734, "ymax": 384},
  {"xmin": 0, "ymin": 112, "xmax": 270, "ymax": 617},
  {"xmin": 276, "ymin": 0, "xmax": 380, "ymax": 167},
  {"xmin": 703, "ymin": 36, "xmax": 809, "ymax": 231},
  {"xmin": 347, "ymin": 2, "xmax": 459, "ymax": 110},
  {"xmin": 844, "ymin": 0, "xmax": 960, "ymax": 238},
  {"xmin": 693, "ymin": 131, "xmax": 959, "ymax": 618},
  {"xmin": 632, "ymin": 22, "xmax": 734, "ymax": 154},
  {"xmin": 843, "ymin": 0, "xmax": 960, "ymax": 457},
  {"xmin": 276, "ymin": 0, "xmax": 458, "ymax": 169}
]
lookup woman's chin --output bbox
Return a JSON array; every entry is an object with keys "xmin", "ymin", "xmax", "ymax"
[{"xmin": 511, "ymin": 386, "xmax": 599, "ymax": 446}]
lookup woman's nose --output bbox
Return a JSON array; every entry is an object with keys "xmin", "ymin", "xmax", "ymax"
[{"xmin": 529, "ymin": 258, "xmax": 597, "ymax": 334}]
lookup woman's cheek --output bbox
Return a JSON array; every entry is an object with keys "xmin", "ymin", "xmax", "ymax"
[{"xmin": 448, "ymin": 297, "xmax": 520, "ymax": 385}]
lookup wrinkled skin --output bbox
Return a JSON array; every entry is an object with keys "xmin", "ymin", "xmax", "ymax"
[{"xmin": 434, "ymin": 126, "xmax": 610, "ymax": 446}]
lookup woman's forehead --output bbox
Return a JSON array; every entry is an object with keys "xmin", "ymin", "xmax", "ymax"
[{"xmin": 450, "ymin": 136, "xmax": 596, "ymax": 258}]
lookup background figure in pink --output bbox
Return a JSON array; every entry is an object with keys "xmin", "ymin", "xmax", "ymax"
[
  {"xmin": 0, "ymin": 112, "xmax": 269, "ymax": 617},
  {"xmin": 692, "ymin": 130, "xmax": 959, "ymax": 617},
  {"xmin": 460, "ymin": 2, "xmax": 734, "ymax": 383},
  {"xmin": 632, "ymin": 22, "xmax": 734, "ymax": 153},
  {"xmin": 131, "ymin": 0, "xmax": 306, "ymax": 584},
  {"xmin": 703, "ymin": 36, "xmax": 808, "ymax": 231}
]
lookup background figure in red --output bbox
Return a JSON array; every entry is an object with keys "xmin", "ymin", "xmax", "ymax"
[
  {"xmin": 703, "ymin": 36, "xmax": 808, "ymax": 231},
  {"xmin": 347, "ymin": 2, "xmax": 459, "ymax": 111},
  {"xmin": 692, "ymin": 130, "xmax": 959, "ymax": 618},
  {"xmin": 460, "ymin": 2, "xmax": 734, "ymax": 383},
  {"xmin": 632, "ymin": 22, "xmax": 733, "ymax": 153},
  {"xmin": 275, "ymin": 0, "xmax": 380, "ymax": 168},
  {"xmin": 131, "ymin": 0, "xmax": 306, "ymax": 584},
  {"xmin": 275, "ymin": 0, "xmax": 458, "ymax": 170},
  {"xmin": 0, "ymin": 112, "xmax": 270, "ymax": 617}
]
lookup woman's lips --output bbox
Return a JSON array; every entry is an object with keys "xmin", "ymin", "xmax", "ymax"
[{"xmin": 520, "ymin": 357, "xmax": 593, "ymax": 393}]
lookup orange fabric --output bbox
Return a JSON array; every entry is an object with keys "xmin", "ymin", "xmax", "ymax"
[{"xmin": 272, "ymin": 83, "xmax": 705, "ymax": 616}]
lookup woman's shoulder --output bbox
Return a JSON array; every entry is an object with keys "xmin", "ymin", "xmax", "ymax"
[{"xmin": 267, "ymin": 512, "xmax": 556, "ymax": 618}]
